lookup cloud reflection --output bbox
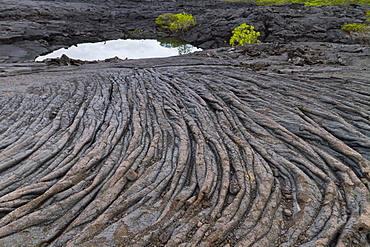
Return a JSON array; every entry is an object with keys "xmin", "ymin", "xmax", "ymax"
[{"xmin": 35, "ymin": 39, "xmax": 202, "ymax": 61}]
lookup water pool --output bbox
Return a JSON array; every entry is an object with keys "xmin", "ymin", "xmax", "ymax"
[{"xmin": 35, "ymin": 38, "xmax": 202, "ymax": 62}]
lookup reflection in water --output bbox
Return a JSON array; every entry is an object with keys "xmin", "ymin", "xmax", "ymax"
[
  {"xmin": 158, "ymin": 37, "xmax": 195, "ymax": 55},
  {"xmin": 35, "ymin": 38, "xmax": 202, "ymax": 62}
]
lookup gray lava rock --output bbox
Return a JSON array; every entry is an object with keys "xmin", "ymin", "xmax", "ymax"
[{"xmin": 0, "ymin": 0, "xmax": 369, "ymax": 62}]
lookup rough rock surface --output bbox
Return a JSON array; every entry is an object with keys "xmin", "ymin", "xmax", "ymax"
[
  {"xmin": 1, "ymin": 42, "xmax": 370, "ymax": 246},
  {"xmin": 0, "ymin": 0, "xmax": 369, "ymax": 62},
  {"xmin": 0, "ymin": 1, "xmax": 370, "ymax": 247}
]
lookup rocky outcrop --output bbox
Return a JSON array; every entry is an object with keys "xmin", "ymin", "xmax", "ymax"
[
  {"xmin": 0, "ymin": 0, "xmax": 369, "ymax": 62},
  {"xmin": 0, "ymin": 1, "xmax": 369, "ymax": 246}
]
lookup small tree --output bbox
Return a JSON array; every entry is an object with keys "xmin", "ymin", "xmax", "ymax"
[
  {"xmin": 156, "ymin": 12, "xmax": 197, "ymax": 33},
  {"xmin": 229, "ymin": 23, "xmax": 261, "ymax": 47}
]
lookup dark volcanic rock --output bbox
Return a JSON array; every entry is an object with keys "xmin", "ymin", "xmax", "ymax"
[
  {"xmin": 0, "ymin": 1, "xmax": 369, "ymax": 247},
  {"xmin": 0, "ymin": 0, "xmax": 369, "ymax": 62},
  {"xmin": 0, "ymin": 41, "xmax": 369, "ymax": 247}
]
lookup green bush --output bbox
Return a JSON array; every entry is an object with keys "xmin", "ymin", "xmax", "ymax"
[
  {"xmin": 303, "ymin": 0, "xmax": 346, "ymax": 6},
  {"xmin": 254, "ymin": 0, "xmax": 286, "ymax": 5},
  {"xmin": 156, "ymin": 12, "xmax": 197, "ymax": 33},
  {"xmin": 341, "ymin": 23, "xmax": 368, "ymax": 32},
  {"xmin": 229, "ymin": 23, "xmax": 261, "ymax": 46},
  {"xmin": 220, "ymin": 0, "xmax": 251, "ymax": 2},
  {"xmin": 252, "ymin": 0, "xmax": 370, "ymax": 6},
  {"xmin": 341, "ymin": 10, "xmax": 370, "ymax": 33},
  {"xmin": 220, "ymin": 0, "xmax": 370, "ymax": 5}
]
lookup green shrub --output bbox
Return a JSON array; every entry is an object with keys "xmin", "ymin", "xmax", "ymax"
[
  {"xmin": 304, "ymin": 0, "xmax": 345, "ymax": 6},
  {"xmin": 220, "ymin": 0, "xmax": 250, "ymax": 1},
  {"xmin": 229, "ymin": 23, "xmax": 261, "ymax": 46},
  {"xmin": 156, "ymin": 13, "xmax": 177, "ymax": 30},
  {"xmin": 156, "ymin": 12, "xmax": 196, "ymax": 33},
  {"xmin": 340, "ymin": 10, "xmax": 370, "ymax": 33},
  {"xmin": 341, "ymin": 23, "xmax": 368, "ymax": 32},
  {"xmin": 253, "ymin": 0, "xmax": 370, "ymax": 6},
  {"xmin": 255, "ymin": 0, "xmax": 285, "ymax": 5}
]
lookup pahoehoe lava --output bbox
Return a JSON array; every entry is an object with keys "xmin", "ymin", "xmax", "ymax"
[{"xmin": 0, "ymin": 43, "xmax": 369, "ymax": 246}]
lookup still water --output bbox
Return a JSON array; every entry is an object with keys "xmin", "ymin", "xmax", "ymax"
[{"xmin": 35, "ymin": 38, "xmax": 202, "ymax": 62}]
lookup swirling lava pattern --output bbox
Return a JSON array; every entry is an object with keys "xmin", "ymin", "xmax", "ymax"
[{"xmin": 0, "ymin": 52, "xmax": 369, "ymax": 246}]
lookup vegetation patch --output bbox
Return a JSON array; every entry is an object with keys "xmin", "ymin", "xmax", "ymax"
[
  {"xmin": 342, "ymin": 23, "xmax": 368, "ymax": 32},
  {"xmin": 366, "ymin": 10, "xmax": 370, "ymax": 22},
  {"xmin": 229, "ymin": 23, "xmax": 261, "ymax": 46},
  {"xmin": 156, "ymin": 12, "xmax": 197, "ymax": 33},
  {"xmin": 220, "ymin": 0, "xmax": 370, "ymax": 6},
  {"xmin": 341, "ymin": 10, "xmax": 370, "ymax": 34}
]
